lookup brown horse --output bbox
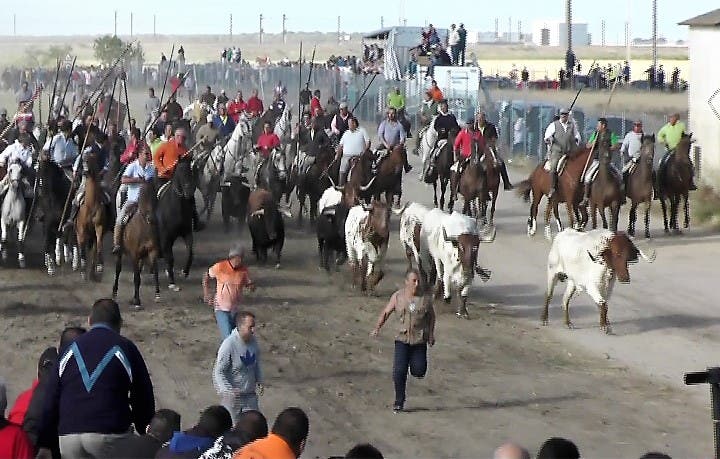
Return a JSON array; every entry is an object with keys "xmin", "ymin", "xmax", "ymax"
[
  {"xmin": 339, "ymin": 152, "xmax": 375, "ymax": 207},
  {"xmin": 479, "ymin": 140, "xmax": 502, "ymax": 226},
  {"xmin": 74, "ymin": 154, "xmax": 110, "ymax": 280},
  {"xmin": 449, "ymin": 140, "xmax": 488, "ymax": 218},
  {"xmin": 112, "ymin": 182, "xmax": 161, "ymax": 308},
  {"xmin": 365, "ymin": 145, "xmax": 408, "ymax": 207},
  {"xmin": 516, "ymin": 145, "xmax": 592, "ymax": 240},
  {"xmin": 626, "ymin": 135, "xmax": 655, "ymax": 238},
  {"xmin": 428, "ymin": 129, "xmax": 456, "ymax": 210},
  {"xmin": 587, "ymin": 148, "xmax": 624, "ymax": 231},
  {"xmin": 659, "ymin": 133, "xmax": 693, "ymax": 234}
]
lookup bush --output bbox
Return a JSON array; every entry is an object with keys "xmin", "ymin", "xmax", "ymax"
[{"xmin": 692, "ymin": 184, "xmax": 720, "ymax": 229}]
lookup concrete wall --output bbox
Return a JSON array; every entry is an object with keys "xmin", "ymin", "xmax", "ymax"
[{"xmin": 687, "ymin": 26, "xmax": 720, "ymax": 182}]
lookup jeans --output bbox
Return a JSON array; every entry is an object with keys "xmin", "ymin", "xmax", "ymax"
[
  {"xmin": 392, "ymin": 341, "xmax": 427, "ymax": 407},
  {"xmin": 221, "ymin": 393, "xmax": 259, "ymax": 426},
  {"xmin": 59, "ymin": 432, "xmax": 132, "ymax": 459},
  {"xmin": 215, "ymin": 310, "xmax": 237, "ymax": 340}
]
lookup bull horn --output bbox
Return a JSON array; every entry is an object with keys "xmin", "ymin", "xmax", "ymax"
[
  {"xmin": 334, "ymin": 185, "xmax": 345, "ymax": 191},
  {"xmin": 361, "ymin": 202, "xmax": 373, "ymax": 211},
  {"xmin": 359, "ymin": 176, "xmax": 377, "ymax": 191},
  {"xmin": 479, "ymin": 225, "xmax": 496, "ymax": 243},
  {"xmin": 327, "ymin": 175, "xmax": 336, "ymax": 188},
  {"xmin": 442, "ymin": 227, "xmax": 452, "ymax": 242},
  {"xmin": 391, "ymin": 202, "xmax": 410, "ymax": 216}
]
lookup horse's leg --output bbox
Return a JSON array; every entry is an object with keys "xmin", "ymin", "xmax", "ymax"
[
  {"xmin": 182, "ymin": 234, "xmax": 194, "ymax": 278},
  {"xmin": 0, "ymin": 220, "xmax": 7, "ymax": 262},
  {"xmin": 95, "ymin": 225, "xmax": 104, "ymax": 275},
  {"xmin": 17, "ymin": 221, "xmax": 25, "ymax": 268},
  {"xmin": 297, "ymin": 191, "xmax": 304, "ymax": 227},
  {"xmin": 489, "ymin": 192, "xmax": 497, "ymax": 227},
  {"xmin": 165, "ymin": 241, "xmax": 179, "ymax": 291},
  {"xmin": 44, "ymin": 225, "xmax": 56, "ymax": 276},
  {"xmin": 628, "ymin": 202, "xmax": 637, "ymax": 236},
  {"xmin": 440, "ymin": 177, "xmax": 448, "ymax": 212},
  {"xmin": 591, "ymin": 203, "xmax": 598, "ymax": 229},
  {"xmin": 55, "ymin": 236, "xmax": 63, "ymax": 266},
  {"xmin": 432, "ymin": 180, "xmax": 438, "ymax": 208},
  {"xmin": 610, "ymin": 202, "xmax": 619, "ymax": 232},
  {"xmin": 660, "ymin": 196, "xmax": 669, "ymax": 233},
  {"xmin": 151, "ymin": 253, "xmax": 161, "ymax": 302},
  {"xmin": 112, "ymin": 252, "xmax": 122, "ymax": 299},
  {"xmin": 544, "ymin": 199, "xmax": 553, "ymax": 241},
  {"xmin": 600, "ymin": 205, "xmax": 608, "ymax": 229},
  {"xmin": 683, "ymin": 192, "xmax": 690, "ymax": 229},
  {"xmin": 132, "ymin": 261, "xmax": 142, "ymax": 308},
  {"xmin": 671, "ymin": 194, "xmax": 680, "ymax": 233}
]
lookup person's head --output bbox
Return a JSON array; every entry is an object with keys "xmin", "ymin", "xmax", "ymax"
[
  {"xmin": 339, "ymin": 102, "xmax": 348, "ymax": 114},
  {"xmin": 236, "ymin": 90, "xmax": 243, "ymax": 100},
  {"xmin": 387, "ymin": 107, "xmax": 396, "ymax": 121},
  {"xmin": 18, "ymin": 133, "xmax": 31, "ymax": 148},
  {"xmin": 494, "ymin": 442, "xmax": 530, "ymax": 459},
  {"xmin": 174, "ymin": 127, "xmax": 187, "ymax": 145},
  {"xmin": 633, "ymin": 120, "xmax": 643, "ymax": 133},
  {"xmin": 559, "ymin": 108, "xmax": 570, "ymax": 123},
  {"xmin": 431, "ymin": 79, "xmax": 438, "ymax": 88},
  {"xmin": 37, "ymin": 347, "xmax": 58, "ymax": 380},
  {"xmin": 252, "ymin": 89, "xmax": 258, "ymax": 97},
  {"xmin": 404, "ymin": 268, "xmax": 421, "ymax": 295},
  {"xmin": 60, "ymin": 119, "xmax": 72, "ymax": 135},
  {"xmin": 21, "ymin": 81, "xmax": 28, "ymax": 91},
  {"xmin": 313, "ymin": 89, "xmax": 321, "ymax": 98},
  {"xmin": 228, "ymin": 245, "xmax": 245, "ymax": 268},
  {"xmin": 197, "ymin": 405, "xmax": 232, "ymax": 439},
  {"xmin": 129, "ymin": 118, "xmax": 136, "ymax": 128},
  {"xmin": 669, "ymin": 112, "xmax": 680, "ymax": 125},
  {"xmin": 0, "ymin": 377, "xmax": 7, "ymax": 417},
  {"xmin": 345, "ymin": 443, "xmax": 384, "ymax": 459},
  {"xmin": 219, "ymin": 104, "xmax": 227, "ymax": 116},
  {"xmin": 164, "ymin": 123, "xmax": 173, "ymax": 139},
  {"xmin": 438, "ymin": 100, "xmax": 448, "ymax": 114},
  {"xmin": 348, "ymin": 116, "xmax": 358, "ymax": 131},
  {"xmin": 0, "ymin": 108, "xmax": 7, "ymax": 119},
  {"xmin": 138, "ymin": 147, "xmax": 149, "ymax": 166},
  {"xmin": 536, "ymin": 437, "xmax": 580, "ymax": 459},
  {"xmin": 84, "ymin": 114, "xmax": 93, "ymax": 126},
  {"xmin": 159, "ymin": 111, "xmax": 168, "ymax": 121},
  {"xmin": 597, "ymin": 117, "xmax": 608, "ymax": 131},
  {"xmin": 148, "ymin": 409, "xmax": 181, "ymax": 443},
  {"xmin": 476, "ymin": 111, "xmax": 487, "ymax": 125},
  {"xmin": 311, "ymin": 116, "xmax": 322, "ymax": 131},
  {"xmin": 146, "ymin": 130, "xmax": 156, "ymax": 143},
  {"xmin": 89, "ymin": 298, "xmax": 122, "ymax": 333},
  {"xmin": 424, "ymin": 91, "xmax": 432, "ymax": 101},
  {"xmin": 205, "ymin": 85, "xmax": 212, "ymax": 95},
  {"xmin": 271, "ymin": 407, "xmax": 309, "ymax": 458},
  {"xmin": 263, "ymin": 121, "xmax": 272, "ymax": 134},
  {"xmin": 59, "ymin": 326, "xmax": 86, "ymax": 351},
  {"xmin": 464, "ymin": 118, "xmax": 473, "ymax": 131},
  {"xmin": 234, "ymin": 410, "xmax": 268, "ymax": 443},
  {"xmin": 236, "ymin": 311, "xmax": 256, "ymax": 342}
]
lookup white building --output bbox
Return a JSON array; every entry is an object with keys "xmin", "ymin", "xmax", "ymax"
[
  {"xmin": 680, "ymin": 9, "xmax": 720, "ymax": 181},
  {"xmin": 531, "ymin": 20, "xmax": 590, "ymax": 47}
]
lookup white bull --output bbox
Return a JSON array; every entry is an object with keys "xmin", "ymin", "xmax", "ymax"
[
  {"xmin": 344, "ymin": 201, "xmax": 390, "ymax": 293},
  {"xmin": 392, "ymin": 202, "xmax": 430, "ymax": 272},
  {"xmin": 543, "ymin": 228, "xmax": 656, "ymax": 334},
  {"xmin": 420, "ymin": 209, "xmax": 496, "ymax": 318}
]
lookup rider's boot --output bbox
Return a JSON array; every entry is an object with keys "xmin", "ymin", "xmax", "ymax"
[
  {"xmin": 580, "ymin": 182, "xmax": 591, "ymax": 207},
  {"xmin": 547, "ymin": 172, "xmax": 558, "ymax": 199},
  {"xmin": 112, "ymin": 221, "xmax": 123, "ymax": 254},
  {"xmin": 62, "ymin": 203, "xmax": 79, "ymax": 232},
  {"xmin": 499, "ymin": 161, "xmax": 513, "ymax": 190}
]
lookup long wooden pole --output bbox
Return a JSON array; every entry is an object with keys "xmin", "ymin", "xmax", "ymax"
[
  {"xmin": 122, "ymin": 70, "xmax": 132, "ymax": 130},
  {"xmin": 47, "ymin": 59, "xmax": 61, "ymax": 124},
  {"xmin": 158, "ymin": 44, "xmax": 175, "ymax": 108},
  {"xmin": 103, "ymin": 76, "xmax": 119, "ymax": 133},
  {"xmin": 581, "ymin": 66, "xmax": 622, "ymax": 180},
  {"xmin": 296, "ymin": 42, "xmax": 303, "ymax": 154},
  {"xmin": 58, "ymin": 56, "xmax": 77, "ymax": 118},
  {"xmin": 144, "ymin": 71, "xmax": 189, "ymax": 137},
  {"xmin": 351, "ymin": 72, "xmax": 378, "ymax": 114},
  {"xmin": 76, "ymin": 42, "xmax": 134, "ymax": 119}
]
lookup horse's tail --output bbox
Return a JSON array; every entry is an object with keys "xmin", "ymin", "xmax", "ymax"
[{"xmin": 516, "ymin": 179, "xmax": 532, "ymax": 202}]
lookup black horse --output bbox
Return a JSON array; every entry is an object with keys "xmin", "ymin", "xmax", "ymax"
[
  {"xmin": 255, "ymin": 149, "xmax": 288, "ymax": 205},
  {"xmin": 295, "ymin": 146, "xmax": 335, "ymax": 226},
  {"xmin": 156, "ymin": 156, "xmax": 196, "ymax": 291},
  {"xmin": 35, "ymin": 156, "xmax": 72, "ymax": 276}
]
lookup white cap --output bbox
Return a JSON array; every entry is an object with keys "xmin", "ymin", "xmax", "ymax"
[{"xmin": 206, "ymin": 114, "xmax": 214, "ymax": 123}]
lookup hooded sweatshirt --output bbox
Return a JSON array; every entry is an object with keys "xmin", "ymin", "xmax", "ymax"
[
  {"xmin": 156, "ymin": 430, "xmax": 215, "ymax": 459},
  {"xmin": 213, "ymin": 332, "xmax": 262, "ymax": 396}
]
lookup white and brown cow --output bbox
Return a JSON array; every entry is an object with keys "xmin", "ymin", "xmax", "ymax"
[
  {"xmin": 393, "ymin": 202, "xmax": 430, "ymax": 272},
  {"xmin": 344, "ymin": 200, "xmax": 390, "ymax": 293},
  {"xmin": 543, "ymin": 228, "xmax": 656, "ymax": 333}
]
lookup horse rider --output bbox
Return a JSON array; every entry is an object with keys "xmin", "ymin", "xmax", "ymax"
[
  {"xmin": 297, "ymin": 116, "xmax": 331, "ymax": 175},
  {"xmin": 330, "ymin": 102, "xmax": 351, "ymax": 141},
  {"xmin": 213, "ymin": 104, "xmax": 236, "ymax": 138},
  {"xmin": 154, "ymin": 126, "xmax": 205, "ymax": 231},
  {"xmin": 269, "ymin": 93, "xmax": 287, "ymax": 119},
  {"xmin": 197, "ymin": 114, "xmax": 220, "ymax": 152},
  {"xmin": 387, "ymin": 86, "xmax": 411, "ymax": 138},
  {"xmin": 227, "ymin": 91, "xmax": 247, "ymax": 124},
  {"xmin": 580, "ymin": 117, "xmax": 620, "ymax": 206},
  {"xmin": 543, "ymin": 108, "xmax": 581, "ymax": 198},
  {"xmin": 62, "ymin": 131, "xmax": 111, "ymax": 231},
  {"xmin": 112, "ymin": 147, "xmax": 155, "ymax": 254},
  {"xmin": 246, "ymin": 89, "xmax": 264, "ymax": 118},
  {"xmin": 621, "ymin": 120, "xmax": 644, "ymax": 176},
  {"xmin": 200, "ymin": 86, "xmax": 217, "ymax": 108},
  {"xmin": 657, "ymin": 112, "xmax": 697, "ymax": 190},
  {"xmin": 474, "ymin": 111, "xmax": 513, "ymax": 190},
  {"xmin": 414, "ymin": 91, "xmax": 438, "ymax": 156},
  {"xmin": 421, "ymin": 99, "xmax": 458, "ymax": 180},
  {"xmin": 450, "ymin": 118, "xmax": 478, "ymax": 193},
  {"xmin": 336, "ymin": 116, "xmax": 370, "ymax": 186},
  {"xmin": 253, "ymin": 120, "xmax": 282, "ymax": 183},
  {"xmin": 0, "ymin": 133, "xmax": 34, "ymax": 199},
  {"xmin": 377, "ymin": 107, "xmax": 411, "ymax": 173},
  {"xmin": 310, "ymin": 90, "xmax": 322, "ymax": 117},
  {"xmin": 44, "ymin": 120, "xmax": 79, "ymax": 173}
]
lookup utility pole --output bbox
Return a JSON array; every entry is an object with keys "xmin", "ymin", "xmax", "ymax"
[
  {"xmin": 494, "ymin": 18, "xmax": 499, "ymax": 40},
  {"xmin": 518, "ymin": 20, "xmax": 522, "ymax": 41},
  {"xmin": 114, "ymin": 10, "xmax": 117, "ymax": 37},
  {"xmin": 13, "ymin": 13, "xmax": 16, "ymax": 36},
  {"xmin": 337, "ymin": 16, "xmax": 341, "ymax": 44},
  {"xmin": 601, "ymin": 19, "xmax": 606, "ymax": 46},
  {"xmin": 381, "ymin": 16, "xmax": 384, "ymax": 29},
  {"xmin": 153, "ymin": 14, "xmax": 156, "ymax": 37},
  {"xmin": 282, "ymin": 14, "xmax": 287, "ymax": 44},
  {"xmin": 130, "ymin": 12, "xmax": 133, "ymax": 37},
  {"xmin": 652, "ymin": 0, "xmax": 658, "ymax": 77},
  {"xmin": 508, "ymin": 16, "xmax": 511, "ymax": 41},
  {"xmin": 230, "ymin": 13, "xmax": 233, "ymax": 39},
  {"xmin": 259, "ymin": 14, "xmax": 264, "ymax": 45}
]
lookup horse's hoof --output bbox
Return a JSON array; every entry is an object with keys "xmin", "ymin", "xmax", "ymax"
[
  {"xmin": 80, "ymin": 272, "xmax": 86, "ymax": 280},
  {"xmin": 47, "ymin": 268, "xmax": 56, "ymax": 277},
  {"xmin": 541, "ymin": 319, "xmax": 549, "ymax": 326},
  {"xmin": 112, "ymin": 292, "xmax": 118, "ymax": 300},
  {"xmin": 18, "ymin": 258, "xmax": 26, "ymax": 269},
  {"xmin": 131, "ymin": 303, "xmax": 144, "ymax": 311},
  {"xmin": 275, "ymin": 263, "xmax": 281, "ymax": 269},
  {"xmin": 603, "ymin": 325, "xmax": 614, "ymax": 335},
  {"xmin": 95, "ymin": 264, "xmax": 103, "ymax": 274},
  {"xmin": 154, "ymin": 294, "xmax": 161, "ymax": 302},
  {"xmin": 168, "ymin": 284, "xmax": 181, "ymax": 292},
  {"xmin": 443, "ymin": 296, "xmax": 451, "ymax": 304},
  {"xmin": 565, "ymin": 322, "xmax": 575, "ymax": 330},
  {"xmin": 455, "ymin": 311, "xmax": 469, "ymax": 319},
  {"xmin": 645, "ymin": 232, "xmax": 651, "ymax": 239},
  {"xmin": 544, "ymin": 227, "xmax": 552, "ymax": 241},
  {"xmin": 673, "ymin": 228, "xmax": 683, "ymax": 235},
  {"xmin": 182, "ymin": 269, "xmax": 190, "ymax": 278}
]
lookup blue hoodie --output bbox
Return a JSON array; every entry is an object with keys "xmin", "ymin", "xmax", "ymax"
[{"xmin": 156, "ymin": 431, "xmax": 215, "ymax": 459}]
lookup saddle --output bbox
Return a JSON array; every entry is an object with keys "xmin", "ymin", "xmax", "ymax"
[
  {"xmin": 543, "ymin": 155, "xmax": 568, "ymax": 174},
  {"xmin": 123, "ymin": 202, "xmax": 139, "ymax": 224},
  {"xmin": 431, "ymin": 139, "xmax": 448, "ymax": 163},
  {"xmin": 371, "ymin": 149, "xmax": 390, "ymax": 174}
]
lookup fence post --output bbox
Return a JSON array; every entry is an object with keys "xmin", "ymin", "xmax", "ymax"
[{"xmin": 694, "ymin": 145, "xmax": 701, "ymax": 180}]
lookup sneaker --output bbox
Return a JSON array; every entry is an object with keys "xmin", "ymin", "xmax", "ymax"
[{"xmin": 392, "ymin": 404, "xmax": 403, "ymax": 413}]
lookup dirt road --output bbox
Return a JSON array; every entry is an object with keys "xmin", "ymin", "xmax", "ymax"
[{"xmin": 1, "ymin": 143, "xmax": 717, "ymax": 458}]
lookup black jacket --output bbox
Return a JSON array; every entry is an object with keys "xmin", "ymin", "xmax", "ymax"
[{"xmin": 300, "ymin": 127, "xmax": 331, "ymax": 157}]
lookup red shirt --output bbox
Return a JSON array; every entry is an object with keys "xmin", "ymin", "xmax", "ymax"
[
  {"xmin": 454, "ymin": 129, "xmax": 481, "ymax": 158},
  {"xmin": 257, "ymin": 133, "xmax": 281, "ymax": 158},
  {"xmin": 8, "ymin": 379, "xmax": 38, "ymax": 425},
  {"xmin": 170, "ymin": 76, "xmax": 181, "ymax": 93},
  {"xmin": 227, "ymin": 99, "xmax": 247, "ymax": 123},
  {"xmin": 247, "ymin": 97, "xmax": 264, "ymax": 116},
  {"xmin": 310, "ymin": 97, "xmax": 322, "ymax": 115},
  {"xmin": 0, "ymin": 422, "xmax": 34, "ymax": 459},
  {"xmin": 120, "ymin": 138, "xmax": 139, "ymax": 165}
]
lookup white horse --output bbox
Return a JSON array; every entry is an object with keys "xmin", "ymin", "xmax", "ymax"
[
  {"xmin": 274, "ymin": 105, "xmax": 294, "ymax": 157},
  {"xmin": 1, "ymin": 163, "xmax": 27, "ymax": 268},
  {"xmin": 195, "ymin": 116, "xmax": 253, "ymax": 221}
]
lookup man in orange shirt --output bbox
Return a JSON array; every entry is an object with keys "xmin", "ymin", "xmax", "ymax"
[
  {"xmin": 203, "ymin": 245, "xmax": 255, "ymax": 339},
  {"xmin": 428, "ymin": 80, "xmax": 444, "ymax": 102},
  {"xmin": 153, "ymin": 126, "xmax": 205, "ymax": 231},
  {"xmin": 233, "ymin": 407, "xmax": 309, "ymax": 459}
]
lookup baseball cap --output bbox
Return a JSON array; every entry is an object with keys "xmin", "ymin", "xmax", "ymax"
[
  {"xmin": 339, "ymin": 102, "xmax": 348, "ymax": 109},
  {"xmin": 559, "ymin": 108, "xmax": 570, "ymax": 115}
]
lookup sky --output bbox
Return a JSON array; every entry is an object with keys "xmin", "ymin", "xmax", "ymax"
[{"xmin": 0, "ymin": 0, "xmax": 716, "ymax": 42}]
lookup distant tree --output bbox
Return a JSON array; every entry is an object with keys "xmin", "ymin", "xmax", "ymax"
[
  {"xmin": 39, "ymin": 45, "xmax": 73, "ymax": 67},
  {"xmin": 93, "ymin": 35, "xmax": 144, "ymax": 66}
]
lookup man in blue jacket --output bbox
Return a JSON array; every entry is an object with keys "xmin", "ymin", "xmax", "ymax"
[{"xmin": 37, "ymin": 298, "xmax": 155, "ymax": 459}]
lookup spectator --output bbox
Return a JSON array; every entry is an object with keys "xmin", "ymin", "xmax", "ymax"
[
  {"xmin": 407, "ymin": 52, "xmax": 418, "ymax": 79},
  {"xmin": 457, "ymin": 24, "xmax": 468, "ymax": 66},
  {"xmin": 199, "ymin": 410, "xmax": 268, "ymax": 459},
  {"xmin": 513, "ymin": 116, "xmax": 526, "ymax": 154},
  {"xmin": 213, "ymin": 311, "xmax": 264, "ymax": 425},
  {"xmin": 16, "ymin": 80, "xmax": 33, "ymax": 110},
  {"xmin": 494, "ymin": 442, "xmax": 530, "ymax": 459},
  {"xmin": 345, "ymin": 443, "xmax": 384, "ymax": 458},
  {"xmin": 213, "ymin": 104, "xmax": 236, "ymax": 138},
  {"xmin": 536, "ymin": 437, "xmax": 580, "ymax": 459},
  {"xmin": 428, "ymin": 80, "xmax": 444, "ymax": 102},
  {"xmin": 254, "ymin": 121, "xmax": 281, "ymax": 159},
  {"xmin": 105, "ymin": 409, "xmax": 181, "ymax": 459},
  {"xmin": 156, "ymin": 406, "xmax": 232, "ymax": 459},
  {"xmin": 217, "ymin": 89, "xmax": 229, "ymax": 107},
  {"xmin": 233, "ymin": 407, "xmax": 309, "ymax": 459},
  {"xmin": 144, "ymin": 87, "xmax": 161, "ymax": 128},
  {"xmin": 0, "ymin": 378, "xmax": 34, "ymax": 459},
  {"xmin": 310, "ymin": 90, "xmax": 322, "ymax": 116},
  {"xmin": 200, "ymin": 86, "xmax": 217, "ymax": 107},
  {"xmin": 8, "ymin": 347, "xmax": 57, "ymax": 425},
  {"xmin": 448, "ymin": 24, "xmax": 460, "ymax": 65},
  {"xmin": 37, "ymin": 299, "xmax": 155, "ymax": 459},
  {"xmin": 203, "ymin": 246, "xmax": 256, "ymax": 340},
  {"xmin": 166, "ymin": 94, "xmax": 183, "ymax": 124}
]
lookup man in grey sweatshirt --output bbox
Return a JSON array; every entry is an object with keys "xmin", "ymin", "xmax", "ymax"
[{"xmin": 213, "ymin": 311, "xmax": 264, "ymax": 424}]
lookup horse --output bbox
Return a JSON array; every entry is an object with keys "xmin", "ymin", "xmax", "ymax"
[
  {"xmin": 74, "ymin": 153, "xmax": 111, "ymax": 280},
  {"xmin": 194, "ymin": 119, "xmax": 251, "ymax": 222},
  {"xmin": 35, "ymin": 155, "xmax": 73, "ymax": 276},
  {"xmin": 1, "ymin": 163, "xmax": 28, "ymax": 268},
  {"xmin": 586, "ymin": 147, "xmax": 624, "ymax": 232},
  {"xmin": 449, "ymin": 139, "xmax": 489, "ymax": 218},
  {"xmin": 515, "ymin": 145, "xmax": 592, "ymax": 240},
  {"xmin": 626, "ymin": 135, "xmax": 656, "ymax": 238},
  {"xmin": 364, "ymin": 145, "xmax": 408, "ymax": 207},
  {"xmin": 479, "ymin": 139, "xmax": 503, "ymax": 226},
  {"xmin": 272, "ymin": 106, "xmax": 296, "ymax": 205},
  {"xmin": 295, "ymin": 146, "xmax": 334, "ymax": 226},
  {"xmin": 156, "ymin": 155, "xmax": 196, "ymax": 292},
  {"xmin": 112, "ymin": 181, "xmax": 161, "ymax": 308},
  {"xmin": 428, "ymin": 129, "xmax": 455, "ymax": 211},
  {"xmin": 658, "ymin": 133, "xmax": 694, "ymax": 234},
  {"xmin": 341, "ymin": 152, "xmax": 376, "ymax": 207},
  {"xmin": 255, "ymin": 149, "xmax": 288, "ymax": 205}
]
